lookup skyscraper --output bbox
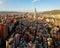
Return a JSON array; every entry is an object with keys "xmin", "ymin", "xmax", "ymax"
[{"xmin": 34, "ymin": 8, "xmax": 37, "ymax": 20}]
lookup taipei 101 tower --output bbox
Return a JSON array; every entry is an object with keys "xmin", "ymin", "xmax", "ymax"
[{"xmin": 34, "ymin": 8, "xmax": 37, "ymax": 20}]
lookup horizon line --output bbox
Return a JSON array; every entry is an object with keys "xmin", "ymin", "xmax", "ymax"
[{"xmin": 0, "ymin": 9, "xmax": 60, "ymax": 12}]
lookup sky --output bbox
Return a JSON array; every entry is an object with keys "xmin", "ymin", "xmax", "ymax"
[{"xmin": 0, "ymin": 0, "xmax": 60, "ymax": 12}]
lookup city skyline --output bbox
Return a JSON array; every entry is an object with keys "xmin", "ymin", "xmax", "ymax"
[{"xmin": 0, "ymin": 0, "xmax": 60, "ymax": 12}]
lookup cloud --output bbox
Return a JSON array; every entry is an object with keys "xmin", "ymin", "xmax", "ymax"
[
  {"xmin": 32, "ymin": 0, "xmax": 40, "ymax": 2},
  {"xmin": 0, "ymin": 0, "xmax": 4, "ymax": 5}
]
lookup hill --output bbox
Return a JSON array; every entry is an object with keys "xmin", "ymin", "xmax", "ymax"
[{"xmin": 42, "ymin": 10, "xmax": 60, "ymax": 14}]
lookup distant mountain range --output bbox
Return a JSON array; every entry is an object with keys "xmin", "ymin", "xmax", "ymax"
[
  {"xmin": 0, "ymin": 10, "xmax": 60, "ymax": 14},
  {"xmin": 0, "ymin": 11, "xmax": 24, "ymax": 14},
  {"xmin": 42, "ymin": 10, "xmax": 60, "ymax": 14}
]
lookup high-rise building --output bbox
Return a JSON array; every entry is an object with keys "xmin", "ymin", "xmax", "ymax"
[
  {"xmin": 0, "ymin": 23, "xmax": 8, "ymax": 39},
  {"xmin": 34, "ymin": 8, "xmax": 38, "ymax": 21},
  {"xmin": 34, "ymin": 8, "xmax": 37, "ymax": 20}
]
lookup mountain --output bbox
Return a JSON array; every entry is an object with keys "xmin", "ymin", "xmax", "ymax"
[
  {"xmin": 0, "ymin": 11, "xmax": 24, "ymax": 14},
  {"xmin": 0, "ymin": 10, "xmax": 60, "ymax": 14},
  {"xmin": 42, "ymin": 10, "xmax": 60, "ymax": 14}
]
